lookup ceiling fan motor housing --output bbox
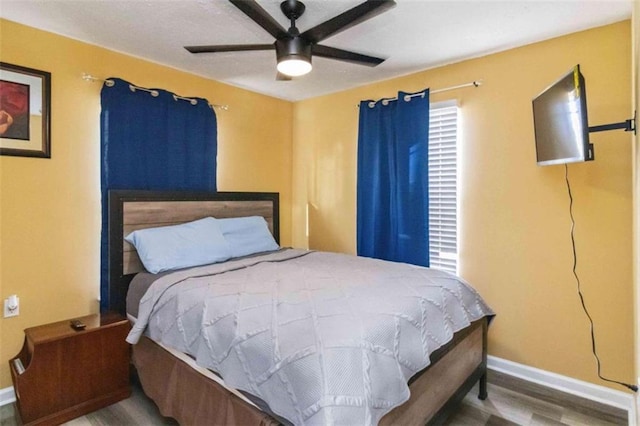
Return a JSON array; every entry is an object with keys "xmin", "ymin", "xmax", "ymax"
[
  {"xmin": 275, "ymin": 37, "xmax": 312, "ymax": 64},
  {"xmin": 280, "ymin": 0, "xmax": 305, "ymax": 21}
]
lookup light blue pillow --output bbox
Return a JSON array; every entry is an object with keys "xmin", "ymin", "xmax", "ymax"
[
  {"xmin": 125, "ymin": 217, "xmax": 231, "ymax": 274},
  {"xmin": 218, "ymin": 216, "xmax": 279, "ymax": 258}
]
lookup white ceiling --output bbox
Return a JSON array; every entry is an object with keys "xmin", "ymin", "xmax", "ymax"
[{"xmin": 0, "ymin": 0, "xmax": 632, "ymax": 101}]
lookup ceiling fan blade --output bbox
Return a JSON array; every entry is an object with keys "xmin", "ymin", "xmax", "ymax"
[
  {"xmin": 276, "ymin": 72, "xmax": 292, "ymax": 81},
  {"xmin": 312, "ymin": 45, "xmax": 385, "ymax": 66},
  {"xmin": 301, "ymin": 0, "xmax": 396, "ymax": 43},
  {"xmin": 185, "ymin": 44, "xmax": 274, "ymax": 53},
  {"xmin": 229, "ymin": 0, "xmax": 288, "ymax": 39}
]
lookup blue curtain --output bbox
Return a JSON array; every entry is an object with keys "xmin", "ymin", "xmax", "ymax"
[
  {"xmin": 357, "ymin": 90, "xmax": 430, "ymax": 266},
  {"xmin": 100, "ymin": 78, "xmax": 217, "ymax": 310}
]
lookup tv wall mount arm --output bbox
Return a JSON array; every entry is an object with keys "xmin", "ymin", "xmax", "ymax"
[{"xmin": 588, "ymin": 110, "xmax": 636, "ymax": 135}]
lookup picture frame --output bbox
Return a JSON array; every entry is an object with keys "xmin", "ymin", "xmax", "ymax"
[{"xmin": 0, "ymin": 62, "xmax": 51, "ymax": 158}]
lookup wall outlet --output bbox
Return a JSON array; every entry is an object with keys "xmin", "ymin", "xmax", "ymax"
[{"xmin": 4, "ymin": 295, "xmax": 19, "ymax": 318}]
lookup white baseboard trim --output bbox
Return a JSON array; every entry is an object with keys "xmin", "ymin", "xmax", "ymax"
[
  {"xmin": 0, "ymin": 386, "xmax": 16, "ymax": 407},
  {"xmin": 488, "ymin": 356, "xmax": 636, "ymax": 425}
]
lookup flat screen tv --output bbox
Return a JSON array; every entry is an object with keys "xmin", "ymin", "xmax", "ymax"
[{"xmin": 532, "ymin": 65, "xmax": 594, "ymax": 166}]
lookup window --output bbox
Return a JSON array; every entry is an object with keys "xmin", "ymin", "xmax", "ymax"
[{"xmin": 429, "ymin": 101, "xmax": 459, "ymax": 273}]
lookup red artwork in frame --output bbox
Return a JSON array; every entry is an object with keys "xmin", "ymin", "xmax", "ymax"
[
  {"xmin": 0, "ymin": 62, "xmax": 51, "ymax": 158},
  {"xmin": 0, "ymin": 80, "xmax": 30, "ymax": 140}
]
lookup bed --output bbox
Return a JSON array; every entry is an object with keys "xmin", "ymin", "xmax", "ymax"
[{"xmin": 107, "ymin": 189, "xmax": 493, "ymax": 425}]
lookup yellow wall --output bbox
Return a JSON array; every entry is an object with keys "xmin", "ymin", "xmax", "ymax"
[
  {"xmin": 0, "ymin": 19, "xmax": 293, "ymax": 388},
  {"xmin": 293, "ymin": 21, "xmax": 634, "ymax": 389}
]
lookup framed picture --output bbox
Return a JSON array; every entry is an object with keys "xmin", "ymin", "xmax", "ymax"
[{"xmin": 0, "ymin": 62, "xmax": 51, "ymax": 158}]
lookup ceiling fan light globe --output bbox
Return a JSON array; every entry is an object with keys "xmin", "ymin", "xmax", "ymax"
[{"xmin": 277, "ymin": 58, "xmax": 312, "ymax": 77}]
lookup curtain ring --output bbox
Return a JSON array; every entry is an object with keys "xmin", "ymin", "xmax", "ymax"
[
  {"xmin": 382, "ymin": 99, "xmax": 389, "ymax": 106},
  {"xmin": 368, "ymin": 102, "xmax": 376, "ymax": 108},
  {"xmin": 403, "ymin": 95, "xmax": 412, "ymax": 102}
]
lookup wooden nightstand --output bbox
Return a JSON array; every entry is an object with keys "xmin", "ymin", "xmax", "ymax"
[{"xmin": 9, "ymin": 312, "xmax": 131, "ymax": 425}]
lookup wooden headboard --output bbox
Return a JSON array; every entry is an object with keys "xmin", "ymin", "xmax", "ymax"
[{"xmin": 107, "ymin": 190, "xmax": 279, "ymax": 314}]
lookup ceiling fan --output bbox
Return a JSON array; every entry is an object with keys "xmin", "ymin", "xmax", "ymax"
[{"xmin": 185, "ymin": 0, "xmax": 396, "ymax": 80}]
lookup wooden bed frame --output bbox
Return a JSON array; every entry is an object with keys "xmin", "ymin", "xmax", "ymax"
[{"xmin": 107, "ymin": 189, "xmax": 488, "ymax": 425}]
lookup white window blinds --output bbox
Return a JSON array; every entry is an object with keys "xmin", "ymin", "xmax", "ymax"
[{"xmin": 429, "ymin": 101, "xmax": 459, "ymax": 273}]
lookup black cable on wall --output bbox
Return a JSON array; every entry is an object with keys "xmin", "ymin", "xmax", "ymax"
[{"xmin": 564, "ymin": 164, "xmax": 637, "ymax": 393}]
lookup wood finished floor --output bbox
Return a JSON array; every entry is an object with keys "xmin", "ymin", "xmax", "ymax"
[{"xmin": 0, "ymin": 370, "xmax": 627, "ymax": 426}]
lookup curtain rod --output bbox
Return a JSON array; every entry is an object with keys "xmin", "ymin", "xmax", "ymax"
[
  {"xmin": 82, "ymin": 73, "xmax": 229, "ymax": 111},
  {"xmin": 363, "ymin": 79, "xmax": 483, "ymax": 108}
]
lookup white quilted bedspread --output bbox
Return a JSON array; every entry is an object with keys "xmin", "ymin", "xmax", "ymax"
[{"xmin": 127, "ymin": 249, "xmax": 494, "ymax": 425}]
